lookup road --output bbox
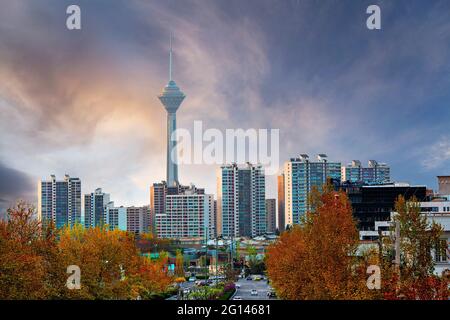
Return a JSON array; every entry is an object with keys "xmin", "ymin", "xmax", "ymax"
[
  {"xmin": 167, "ymin": 277, "xmax": 277, "ymax": 300},
  {"xmin": 233, "ymin": 277, "xmax": 275, "ymax": 300}
]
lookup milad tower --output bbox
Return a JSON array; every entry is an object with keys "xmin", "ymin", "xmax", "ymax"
[{"xmin": 158, "ymin": 36, "xmax": 185, "ymax": 187}]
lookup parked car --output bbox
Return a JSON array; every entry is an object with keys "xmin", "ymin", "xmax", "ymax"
[
  {"xmin": 233, "ymin": 296, "xmax": 242, "ymax": 300},
  {"xmin": 188, "ymin": 276, "xmax": 196, "ymax": 282},
  {"xmin": 246, "ymin": 276, "xmax": 253, "ymax": 281},
  {"xmin": 251, "ymin": 289, "xmax": 258, "ymax": 296},
  {"xmin": 267, "ymin": 291, "xmax": 276, "ymax": 298},
  {"xmin": 195, "ymin": 280, "xmax": 207, "ymax": 286},
  {"xmin": 183, "ymin": 288, "xmax": 190, "ymax": 294}
]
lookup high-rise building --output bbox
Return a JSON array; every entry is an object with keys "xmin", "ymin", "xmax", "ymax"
[
  {"xmin": 105, "ymin": 206, "xmax": 127, "ymax": 231},
  {"xmin": 212, "ymin": 200, "xmax": 217, "ymax": 238},
  {"xmin": 105, "ymin": 205, "xmax": 150, "ymax": 234},
  {"xmin": 158, "ymin": 36, "xmax": 185, "ymax": 187},
  {"xmin": 142, "ymin": 205, "xmax": 152, "ymax": 234},
  {"xmin": 217, "ymin": 163, "xmax": 266, "ymax": 238},
  {"xmin": 277, "ymin": 174, "xmax": 285, "ymax": 232},
  {"xmin": 127, "ymin": 206, "xmax": 149, "ymax": 235},
  {"xmin": 265, "ymin": 199, "xmax": 276, "ymax": 233},
  {"xmin": 155, "ymin": 185, "xmax": 214, "ymax": 240},
  {"xmin": 84, "ymin": 188, "xmax": 111, "ymax": 228},
  {"xmin": 341, "ymin": 160, "xmax": 390, "ymax": 184},
  {"xmin": 284, "ymin": 154, "xmax": 341, "ymax": 226},
  {"xmin": 38, "ymin": 174, "xmax": 81, "ymax": 229},
  {"xmin": 150, "ymin": 182, "xmax": 167, "ymax": 234}
]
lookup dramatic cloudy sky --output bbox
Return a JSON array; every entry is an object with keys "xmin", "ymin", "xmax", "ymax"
[{"xmin": 1, "ymin": 0, "xmax": 450, "ymax": 214}]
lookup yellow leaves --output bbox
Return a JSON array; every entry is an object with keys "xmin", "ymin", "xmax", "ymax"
[{"xmin": 1, "ymin": 203, "xmax": 174, "ymax": 299}]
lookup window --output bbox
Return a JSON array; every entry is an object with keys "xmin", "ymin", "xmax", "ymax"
[{"xmin": 435, "ymin": 239, "xmax": 448, "ymax": 263}]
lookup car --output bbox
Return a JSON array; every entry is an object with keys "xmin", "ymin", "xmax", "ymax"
[
  {"xmin": 233, "ymin": 296, "xmax": 242, "ymax": 300},
  {"xmin": 196, "ymin": 280, "xmax": 207, "ymax": 286},
  {"xmin": 195, "ymin": 280, "xmax": 202, "ymax": 286},
  {"xmin": 183, "ymin": 288, "xmax": 190, "ymax": 294},
  {"xmin": 267, "ymin": 291, "xmax": 276, "ymax": 298},
  {"xmin": 246, "ymin": 276, "xmax": 253, "ymax": 281},
  {"xmin": 235, "ymin": 284, "xmax": 241, "ymax": 288},
  {"xmin": 251, "ymin": 289, "xmax": 258, "ymax": 296},
  {"xmin": 188, "ymin": 276, "xmax": 196, "ymax": 282}
]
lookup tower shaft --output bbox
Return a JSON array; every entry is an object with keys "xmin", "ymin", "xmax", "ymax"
[{"xmin": 166, "ymin": 112, "xmax": 178, "ymax": 186}]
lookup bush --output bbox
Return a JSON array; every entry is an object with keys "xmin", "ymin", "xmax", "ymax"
[{"xmin": 219, "ymin": 288, "xmax": 236, "ymax": 300}]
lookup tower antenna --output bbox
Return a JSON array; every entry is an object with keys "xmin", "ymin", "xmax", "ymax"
[{"xmin": 169, "ymin": 33, "xmax": 173, "ymax": 81}]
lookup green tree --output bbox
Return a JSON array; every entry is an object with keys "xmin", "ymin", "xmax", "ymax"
[
  {"xmin": 175, "ymin": 249, "xmax": 184, "ymax": 277},
  {"xmin": 382, "ymin": 196, "xmax": 448, "ymax": 299}
]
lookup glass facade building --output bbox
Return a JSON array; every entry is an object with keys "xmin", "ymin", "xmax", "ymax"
[
  {"xmin": 84, "ymin": 188, "xmax": 111, "ymax": 228},
  {"xmin": 337, "ymin": 181, "xmax": 426, "ymax": 240},
  {"xmin": 105, "ymin": 206, "xmax": 127, "ymax": 231},
  {"xmin": 38, "ymin": 175, "xmax": 81, "ymax": 229},
  {"xmin": 341, "ymin": 160, "xmax": 390, "ymax": 184},
  {"xmin": 284, "ymin": 154, "xmax": 341, "ymax": 226}
]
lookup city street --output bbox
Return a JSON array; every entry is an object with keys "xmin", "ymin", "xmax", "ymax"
[{"xmin": 233, "ymin": 277, "xmax": 276, "ymax": 300}]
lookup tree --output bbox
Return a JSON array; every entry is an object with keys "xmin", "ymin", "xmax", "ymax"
[
  {"xmin": 132, "ymin": 255, "xmax": 174, "ymax": 299},
  {"xmin": 175, "ymin": 249, "xmax": 184, "ymax": 277},
  {"xmin": 0, "ymin": 202, "xmax": 48, "ymax": 299},
  {"xmin": 381, "ymin": 196, "xmax": 449, "ymax": 300},
  {"xmin": 0, "ymin": 201, "xmax": 175, "ymax": 300},
  {"xmin": 266, "ymin": 188, "xmax": 373, "ymax": 300},
  {"xmin": 58, "ymin": 224, "xmax": 141, "ymax": 299}
]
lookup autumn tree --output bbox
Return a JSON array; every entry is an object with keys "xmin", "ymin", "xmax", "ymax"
[
  {"xmin": 58, "ymin": 224, "xmax": 142, "ymax": 299},
  {"xmin": 0, "ymin": 202, "xmax": 47, "ymax": 299},
  {"xmin": 0, "ymin": 201, "xmax": 175, "ymax": 300},
  {"xmin": 266, "ymin": 188, "xmax": 373, "ymax": 300},
  {"xmin": 132, "ymin": 254, "xmax": 174, "ymax": 299}
]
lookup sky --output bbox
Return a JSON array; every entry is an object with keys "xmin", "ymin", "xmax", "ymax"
[{"xmin": 1, "ymin": 0, "xmax": 450, "ymax": 214}]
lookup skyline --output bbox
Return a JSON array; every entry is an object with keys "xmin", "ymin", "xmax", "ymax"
[{"xmin": 1, "ymin": 0, "xmax": 450, "ymax": 213}]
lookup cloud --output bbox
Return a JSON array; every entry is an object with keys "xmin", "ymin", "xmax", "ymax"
[
  {"xmin": 422, "ymin": 136, "xmax": 450, "ymax": 170},
  {"xmin": 0, "ymin": 161, "xmax": 35, "ymax": 215},
  {"xmin": 1, "ymin": 0, "xmax": 450, "ymax": 205}
]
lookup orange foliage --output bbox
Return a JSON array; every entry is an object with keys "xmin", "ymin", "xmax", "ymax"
[
  {"xmin": 0, "ymin": 202, "xmax": 175, "ymax": 300},
  {"xmin": 266, "ymin": 189, "xmax": 373, "ymax": 300}
]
